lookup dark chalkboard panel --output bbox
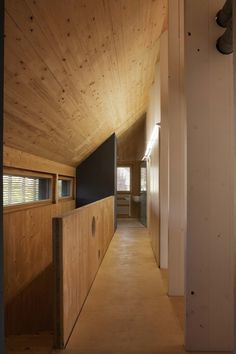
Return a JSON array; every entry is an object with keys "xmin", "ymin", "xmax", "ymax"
[{"xmin": 76, "ymin": 134, "xmax": 116, "ymax": 207}]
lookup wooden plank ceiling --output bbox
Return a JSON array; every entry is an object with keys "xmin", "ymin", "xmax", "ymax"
[
  {"xmin": 117, "ymin": 114, "xmax": 146, "ymax": 162},
  {"xmin": 4, "ymin": 0, "xmax": 167, "ymax": 166}
]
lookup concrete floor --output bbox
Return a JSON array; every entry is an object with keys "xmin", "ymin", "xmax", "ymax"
[{"xmin": 6, "ymin": 220, "xmax": 232, "ymax": 354}]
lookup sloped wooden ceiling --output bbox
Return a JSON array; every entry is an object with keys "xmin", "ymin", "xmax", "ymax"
[
  {"xmin": 4, "ymin": 0, "xmax": 167, "ymax": 166},
  {"xmin": 117, "ymin": 114, "xmax": 146, "ymax": 162}
]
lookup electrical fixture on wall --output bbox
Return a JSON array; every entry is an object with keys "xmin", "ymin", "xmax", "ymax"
[
  {"xmin": 142, "ymin": 123, "xmax": 160, "ymax": 160},
  {"xmin": 216, "ymin": 0, "xmax": 233, "ymax": 55}
]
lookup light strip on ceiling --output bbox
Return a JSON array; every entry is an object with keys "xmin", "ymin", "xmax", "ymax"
[{"xmin": 142, "ymin": 123, "xmax": 160, "ymax": 160}]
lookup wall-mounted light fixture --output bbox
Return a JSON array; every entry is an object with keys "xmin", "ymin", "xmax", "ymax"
[{"xmin": 142, "ymin": 123, "xmax": 160, "ymax": 160}]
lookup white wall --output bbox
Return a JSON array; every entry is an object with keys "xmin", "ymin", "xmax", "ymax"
[
  {"xmin": 185, "ymin": 0, "xmax": 234, "ymax": 351},
  {"xmin": 159, "ymin": 30, "xmax": 169, "ymax": 269},
  {"xmin": 146, "ymin": 63, "xmax": 161, "ymax": 264},
  {"xmin": 168, "ymin": 0, "xmax": 186, "ymax": 296},
  {"xmin": 146, "ymin": 32, "xmax": 169, "ymax": 268}
]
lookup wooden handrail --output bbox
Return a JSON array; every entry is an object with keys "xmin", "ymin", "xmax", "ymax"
[{"xmin": 58, "ymin": 195, "xmax": 114, "ymax": 218}]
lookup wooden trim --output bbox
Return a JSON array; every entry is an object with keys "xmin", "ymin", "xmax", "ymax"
[
  {"xmin": 59, "ymin": 197, "xmax": 74, "ymax": 202},
  {"xmin": 58, "ymin": 176, "xmax": 74, "ymax": 200},
  {"xmin": 53, "ymin": 174, "xmax": 59, "ymax": 204},
  {"xmin": 3, "ymin": 200, "xmax": 52, "ymax": 214},
  {"xmin": 59, "ymin": 196, "xmax": 114, "ymax": 218},
  {"xmin": 53, "ymin": 217, "xmax": 64, "ymax": 349},
  {"xmin": 3, "ymin": 167, "xmax": 53, "ymax": 179},
  {"xmin": 117, "ymin": 191, "xmax": 131, "ymax": 194},
  {"xmin": 73, "ymin": 177, "xmax": 76, "ymax": 201},
  {"xmin": 58, "ymin": 176, "xmax": 73, "ymax": 181},
  {"xmin": 4, "ymin": 145, "xmax": 76, "ymax": 177}
]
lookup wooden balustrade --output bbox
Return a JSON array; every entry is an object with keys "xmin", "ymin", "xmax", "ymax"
[{"xmin": 53, "ymin": 196, "xmax": 115, "ymax": 348}]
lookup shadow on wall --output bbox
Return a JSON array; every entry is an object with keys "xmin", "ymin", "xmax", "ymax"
[{"xmin": 5, "ymin": 264, "xmax": 53, "ymax": 335}]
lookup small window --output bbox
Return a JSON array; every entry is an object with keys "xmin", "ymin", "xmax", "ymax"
[
  {"xmin": 140, "ymin": 167, "xmax": 147, "ymax": 192},
  {"xmin": 3, "ymin": 174, "xmax": 51, "ymax": 207},
  {"xmin": 117, "ymin": 167, "xmax": 131, "ymax": 192},
  {"xmin": 58, "ymin": 178, "xmax": 72, "ymax": 198}
]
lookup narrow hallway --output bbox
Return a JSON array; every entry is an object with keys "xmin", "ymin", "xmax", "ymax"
[{"xmin": 56, "ymin": 220, "xmax": 230, "ymax": 354}]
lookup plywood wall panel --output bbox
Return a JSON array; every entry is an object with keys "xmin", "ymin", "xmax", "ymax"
[
  {"xmin": 117, "ymin": 116, "xmax": 146, "ymax": 162},
  {"xmin": 4, "ymin": 0, "xmax": 167, "ymax": 166},
  {"xmin": 53, "ymin": 196, "xmax": 114, "ymax": 348},
  {"xmin": 4, "ymin": 145, "xmax": 75, "ymax": 177},
  {"xmin": 4, "ymin": 148, "xmax": 76, "ymax": 335},
  {"xmin": 4, "ymin": 200, "xmax": 75, "ymax": 335}
]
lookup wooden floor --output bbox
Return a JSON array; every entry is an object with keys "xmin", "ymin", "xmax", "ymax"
[{"xmin": 6, "ymin": 219, "xmax": 232, "ymax": 354}]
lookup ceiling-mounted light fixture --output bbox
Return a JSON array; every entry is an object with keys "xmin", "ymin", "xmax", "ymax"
[{"xmin": 142, "ymin": 123, "xmax": 160, "ymax": 160}]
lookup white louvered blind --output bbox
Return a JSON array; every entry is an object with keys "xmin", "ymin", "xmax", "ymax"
[{"xmin": 3, "ymin": 175, "xmax": 50, "ymax": 206}]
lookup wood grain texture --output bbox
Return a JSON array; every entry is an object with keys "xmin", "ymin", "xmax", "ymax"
[
  {"xmin": 4, "ymin": 145, "xmax": 75, "ymax": 177},
  {"xmin": 4, "ymin": 149, "xmax": 76, "ymax": 335},
  {"xmin": 159, "ymin": 30, "xmax": 169, "ymax": 269},
  {"xmin": 4, "ymin": 199, "xmax": 75, "ymax": 335},
  {"xmin": 53, "ymin": 196, "xmax": 114, "ymax": 348},
  {"xmin": 117, "ymin": 116, "xmax": 146, "ymax": 162},
  {"xmin": 4, "ymin": 0, "xmax": 167, "ymax": 166}
]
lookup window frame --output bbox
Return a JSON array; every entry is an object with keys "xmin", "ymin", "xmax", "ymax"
[
  {"xmin": 58, "ymin": 175, "xmax": 74, "ymax": 201},
  {"xmin": 116, "ymin": 165, "xmax": 132, "ymax": 193},
  {"xmin": 3, "ymin": 167, "xmax": 53, "ymax": 212}
]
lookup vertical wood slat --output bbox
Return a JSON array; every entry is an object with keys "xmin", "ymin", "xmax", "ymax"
[
  {"xmin": 168, "ymin": 0, "xmax": 186, "ymax": 296},
  {"xmin": 53, "ymin": 217, "xmax": 63, "ymax": 349},
  {"xmin": 53, "ymin": 196, "xmax": 115, "ymax": 349}
]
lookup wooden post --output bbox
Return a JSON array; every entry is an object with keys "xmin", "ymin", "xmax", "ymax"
[
  {"xmin": 160, "ymin": 30, "xmax": 169, "ymax": 269},
  {"xmin": 185, "ymin": 0, "xmax": 234, "ymax": 350},
  {"xmin": 53, "ymin": 174, "xmax": 59, "ymax": 204},
  {"xmin": 168, "ymin": 0, "xmax": 186, "ymax": 295}
]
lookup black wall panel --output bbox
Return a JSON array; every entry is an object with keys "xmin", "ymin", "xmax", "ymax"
[{"xmin": 76, "ymin": 134, "xmax": 116, "ymax": 207}]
